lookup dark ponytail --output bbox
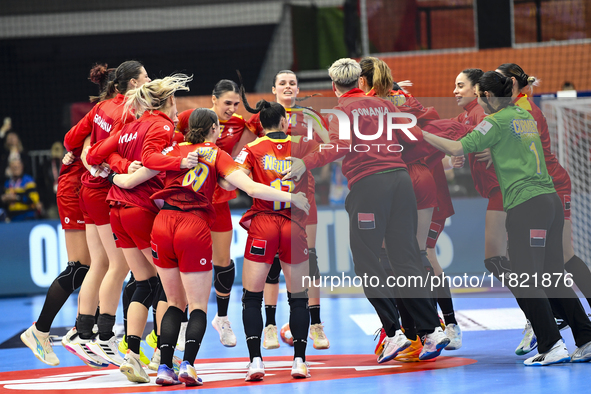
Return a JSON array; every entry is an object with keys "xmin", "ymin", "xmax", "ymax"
[
  {"xmin": 461, "ymin": 68, "xmax": 484, "ymax": 87},
  {"xmin": 186, "ymin": 108, "xmax": 218, "ymax": 144},
  {"xmin": 89, "ymin": 63, "xmax": 116, "ymax": 102},
  {"xmin": 497, "ymin": 63, "xmax": 537, "ymax": 90},
  {"xmin": 238, "ymin": 71, "xmax": 286, "ymax": 130},
  {"xmin": 478, "ymin": 71, "xmax": 514, "ymax": 113},
  {"xmin": 103, "ymin": 60, "xmax": 144, "ymax": 100}
]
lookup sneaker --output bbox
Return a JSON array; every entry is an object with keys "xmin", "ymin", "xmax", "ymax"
[
  {"xmin": 119, "ymin": 335, "xmax": 151, "ymax": 366},
  {"xmin": 374, "ymin": 328, "xmax": 387, "ymax": 355},
  {"xmin": 120, "ymin": 350, "xmax": 150, "ymax": 383},
  {"xmin": 148, "ymin": 348, "xmax": 182, "ymax": 372},
  {"xmin": 556, "ymin": 318, "xmax": 569, "ymax": 331},
  {"xmin": 212, "ymin": 314, "xmax": 237, "ymax": 347},
  {"xmin": 177, "ymin": 322, "xmax": 188, "ymax": 352},
  {"xmin": 444, "ymin": 323, "xmax": 462, "ymax": 350},
  {"xmin": 570, "ymin": 340, "xmax": 591, "ymax": 363},
  {"xmin": 291, "ymin": 357, "xmax": 311, "ymax": 378},
  {"xmin": 419, "ymin": 327, "xmax": 451, "ymax": 360},
  {"xmin": 155, "ymin": 364, "xmax": 181, "ymax": 386},
  {"xmin": 280, "ymin": 323, "xmax": 294, "ymax": 346},
  {"xmin": 21, "ymin": 325, "xmax": 60, "ymax": 366},
  {"xmin": 178, "ymin": 360, "xmax": 203, "ymax": 386},
  {"xmin": 61, "ymin": 327, "xmax": 77, "ymax": 348},
  {"xmin": 395, "ymin": 335, "xmax": 435, "ymax": 363},
  {"xmin": 263, "ymin": 325, "xmax": 280, "ymax": 350},
  {"xmin": 145, "ymin": 330, "xmax": 158, "ymax": 349},
  {"xmin": 524, "ymin": 339, "xmax": 570, "ymax": 366},
  {"xmin": 245, "ymin": 357, "xmax": 265, "ymax": 381},
  {"xmin": 86, "ymin": 336, "xmax": 126, "ymax": 366},
  {"xmin": 377, "ymin": 330, "xmax": 411, "ymax": 364},
  {"xmin": 309, "ymin": 323, "xmax": 330, "ymax": 349},
  {"xmin": 515, "ymin": 321, "xmax": 538, "ymax": 356},
  {"xmin": 63, "ymin": 335, "xmax": 109, "ymax": 369}
]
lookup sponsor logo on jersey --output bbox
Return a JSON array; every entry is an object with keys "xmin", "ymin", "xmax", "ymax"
[
  {"xmin": 358, "ymin": 213, "xmax": 375, "ymax": 230},
  {"xmin": 263, "ymin": 155, "xmax": 290, "ymax": 173},
  {"xmin": 474, "ymin": 120, "xmax": 493, "ymax": 135},
  {"xmin": 118, "ymin": 131, "xmax": 137, "ymax": 144},
  {"xmin": 161, "ymin": 145, "xmax": 174, "ymax": 155},
  {"xmin": 530, "ymin": 229, "xmax": 547, "ymax": 247},
  {"xmin": 164, "ymin": 125, "xmax": 170, "ymax": 131},
  {"xmin": 235, "ymin": 149, "xmax": 248, "ymax": 164},
  {"xmin": 250, "ymin": 239, "xmax": 267, "ymax": 256},
  {"xmin": 93, "ymin": 114, "xmax": 112, "ymax": 133}
]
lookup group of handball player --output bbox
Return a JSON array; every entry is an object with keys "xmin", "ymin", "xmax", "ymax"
[{"xmin": 18, "ymin": 57, "xmax": 591, "ymax": 388}]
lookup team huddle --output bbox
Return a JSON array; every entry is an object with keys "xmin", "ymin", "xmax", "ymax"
[{"xmin": 19, "ymin": 56, "xmax": 591, "ymax": 387}]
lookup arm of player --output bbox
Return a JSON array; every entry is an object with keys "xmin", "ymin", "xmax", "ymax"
[
  {"xmin": 223, "ymin": 169, "xmax": 310, "ymax": 215},
  {"xmin": 110, "ymin": 167, "xmax": 160, "ymax": 189},
  {"xmin": 422, "ymin": 130, "xmax": 464, "ymax": 157}
]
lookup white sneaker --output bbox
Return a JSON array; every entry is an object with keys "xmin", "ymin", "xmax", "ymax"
[
  {"xmin": 419, "ymin": 327, "xmax": 450, "ymax": 360},
  {"xmin": 263, "ymin": 325, "xmax": 280, "ymax": 349},
  {"xmin": 377, "ymin": 330, "xmax": 411, "ymax": 364},
  {"xmin": 61, "ymin": 327, "xmax": 77, "ymax": 348},
  {"xmin": 212, "ymin": 314, "xmax": 237, "ymax": 347},
  {"xmin": 63, "ymin": 335, "xmax": 109, "ymax": 369},
  {"xmin": 245, "ymin": 357, "xmax": 265, "ymax": 381},
  {"xmin": 176, "ymin": 322, "xmax": 188, "ymax": 352},
  {"xmin": 571, "ymin": 340, "xmax": 591, "ymax": 363},
  {"xmin": 309, "ymin": 323, "xmax": 330, "ymax": 349},
  {"xmin": 21, "ymin": 325, "xmax": 59, "ymax": 366},
  {"xmin": 291, "ymin": 357, "xmax": 311, "ymax": 378},
  {"xmin": 120, "ymin": 350, "xmax": 150, "ymax": 383},
  {"xmin": 515, "ymin": 320, "xmax": 538, "ymax": 355},
  {"xmin": 444, "ymin": 323, "xmax": 462, "ymax": 350},
  {"xmin": 86, "ymin": 336, "xmax": 125, "ymax": 366},
  {"xmin": 524, "ymin": 339, "xmax": 570, "ymax": 366}
]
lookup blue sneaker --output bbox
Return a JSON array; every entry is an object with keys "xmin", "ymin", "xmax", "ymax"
[
  {"xmin": 179, "ymin": 360, "xmax": 203, "ymax": 386},
  {"xmin": 155, "ymin": 364, "xmax": 181, "ymax": 386}
]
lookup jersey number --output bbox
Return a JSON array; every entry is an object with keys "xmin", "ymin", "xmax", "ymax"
[
  {"xmin": 182, "ymin": 163, "xmax": 210, "ymax": 192},
  {"xmin": 270, "ymin": 179, "xmax": 295, "ymax": 210},
  {"xmin": 529, "ymin": 142, "xmax": 541, "ymax": 174}
]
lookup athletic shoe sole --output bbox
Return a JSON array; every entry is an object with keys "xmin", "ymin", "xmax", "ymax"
[{"xmin": 419, "ymin": 338, "xmax": 451, "ymax": 361}]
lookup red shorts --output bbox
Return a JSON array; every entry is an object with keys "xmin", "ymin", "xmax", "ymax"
[
  {"xmin": 486, "ymin": 187, "xmax": 504, "ymax": 212},
  {"xmin": 306, "ymin": 179, "xmax": 318, "ymax": 226},
  {"xmin": 57, "ymin": 175, "xmax": 85, "ymax": 230},
  {"xmin": 211, "ymin": 202, "xmax": 233, "ymax": 232},
  {"xmin": 151, "ymin": 210, "xmax": 213, "ymax": 273},
  {"xmin": 79, "ymin": 186, "xmax": 111, "ymax": 226},
  {"xmin": 409, "ymin": 163, "xmax": 437, "ymax": 210},
  {"xmin": 244, "ymin": 214, "xmax": 308, "ymax": 265},
  {"xmin": 110, "ymin": 204, "xmax": 156, "ymax": 249},
  {"xmin": 426, "ymin": 218, "xmax": 446, "ymax": 249}
]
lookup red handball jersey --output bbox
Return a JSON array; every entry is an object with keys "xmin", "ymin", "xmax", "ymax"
[
  {"xmin": 64, "ymin": 94, "xmax": 133, "ymax": 189},
  {"xmin": 431, "ymin": 160, "xmax": 454, "ymax": 221},
  {"xmin": 235, "ymin": 132, "xmax": 316, "ymax": 231},
  {"xmin": 514, "ymin": 94, "xmax": 570, "ymax": 190},
  {"xmin": 106, "ymin": 111, "xmax": 180, "ymax": 213},
  {"xmin": 301, "ymin": 88, "xmax": 422, "ymax": 189},
  {"xmin": 151, "ymin": 142, "xmax": 239, "ymax": 226},
  {"xmin": 451, "ymin": 99, "xmax": 499, "ymax": 199}
]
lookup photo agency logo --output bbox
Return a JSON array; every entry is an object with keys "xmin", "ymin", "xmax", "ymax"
[{"xmin": 307, "ymin": 109, "xmax": 418, "ymax": 153}]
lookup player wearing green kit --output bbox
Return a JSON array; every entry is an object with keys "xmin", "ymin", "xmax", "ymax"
[{"xmin": 422, "ymin": 71, "xmax": 591, "ymax": 366}]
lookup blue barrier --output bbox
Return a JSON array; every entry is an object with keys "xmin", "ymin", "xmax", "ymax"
[{"xmin": 0, "ymin": 198, "xmax": 489, "ymax": 297}]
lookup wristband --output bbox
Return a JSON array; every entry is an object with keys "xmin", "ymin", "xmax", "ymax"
[{"xmin": 108, "ymin": 172, "xmax": 119, "ymax": 184}]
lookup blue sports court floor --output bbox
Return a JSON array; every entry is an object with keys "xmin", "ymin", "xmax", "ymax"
[{"xmin": 0, "ymin": 286, "xmax": 589, "ymax": 393}]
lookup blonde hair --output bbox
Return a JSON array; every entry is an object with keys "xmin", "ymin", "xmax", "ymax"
[
  {"xmin": 124, "ymin": 74, "xmax": 192, "ymax": 117},
  {"xmin": 328, "ymin": 58, "xmax": 361, "ymax": 90},
  {"xmin": 359, "ymin": 57, "xmax": 394, "ymax": 98}
]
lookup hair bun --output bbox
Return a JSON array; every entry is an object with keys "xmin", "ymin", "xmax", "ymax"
[{"xmin": 89, "ymin": 63, "xmax": 109, "ymax": 85}]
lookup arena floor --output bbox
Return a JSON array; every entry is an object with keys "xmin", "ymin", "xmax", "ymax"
[{"xmin": 0, "ymin": 287, "xmax": 589, "ymax": 393}]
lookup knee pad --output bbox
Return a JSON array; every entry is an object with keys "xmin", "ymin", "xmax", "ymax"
[
  {"xmin": 308, "ymin": 248, "xmax": 320, "ymax": 279},
  {"xmin": 484, "ymin": 256, "xmax": 511, "ymax": 281},
  {"xmin": 214, "ymin": 260, "xmax": 235, "ymax": 293},
  {"xmin": 266, "ymin": 255, "xmax": 282, "ymax": 284},
  {"xmin": 131, "ymin": 276, "xmax": 159, "ymax": 309},
  {"xmin": 57, "ymin": 261, "xmax": 89, "ymax": 293},
  {"xmin": 287, "ymin": 290, "xmax": 309, "ymax": 308},
  {"xmin": 420, "ymin": 250, "xmax": 434, "ymax": 276},
  {"xmin": 152, "ymin": 278, "xmax": 167, "ymax": 310},
  {"xmin": 242, "ymin": 289, "xmax": 263, "ymax": 310}
]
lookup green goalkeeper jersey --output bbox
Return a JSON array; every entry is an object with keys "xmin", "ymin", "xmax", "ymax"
[{"xmin": 460, "ymin": 104, "xmax": 555, "ymax": 211}]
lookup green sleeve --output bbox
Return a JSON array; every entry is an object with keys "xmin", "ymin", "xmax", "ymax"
[{"xmin": 460, "ymin": 119, "xmax": 502, "ymax": 154}]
